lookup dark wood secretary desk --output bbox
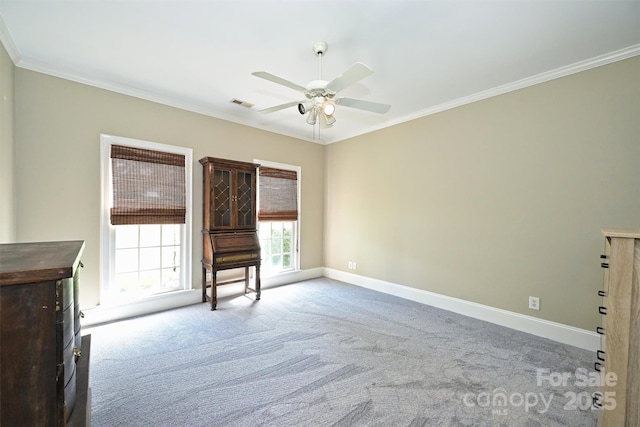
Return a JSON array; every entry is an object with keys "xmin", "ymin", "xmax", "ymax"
[{"xmin": 200, "ymin": 157, "xmax": 261, "ymax": 310}]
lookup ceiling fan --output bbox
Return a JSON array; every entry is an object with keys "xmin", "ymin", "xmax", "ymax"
[{"xmin": 252, "ymin": 41, "xmax": 390, "ymax": 128}]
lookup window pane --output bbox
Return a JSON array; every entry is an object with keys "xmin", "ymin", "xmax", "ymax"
[
  {"xmin": 271, "ymin": 239, "xmax": 282, "ymax": 254},
  {"xmin": 162, "ymin": 246, "xmax": 180, "ymax": 269},
  {"xmin": 139, "ymin": 269, "xmax": 161, "ymax": 290},
  {"xmin": 139, "ymin": 247, "xmax": 161, "ymax": 270},
  {"xmin": 272, "ymin": 255, "xmax": 281, "ymax": 269},
  {"xmin": 115, "ymin": 249, "xmax": 138, "ymax": 273},
  {"xmin": 139, "ymin": 224, "xmax": 161, "ymax": 247},
  {"xmin": 283, "ymin": 254, "xmax": 291, "ymax": 268},
  {"xmin": 114, "ymin": 272, "xmax": 138, "ymax": 293},
  {"xmin": 115, "ymin": 225, "xmax": 138, "ymax": 249},
  {"xmin": 162, "ymin": 267, "xmax": 181, "ymax": 289},
  {"xmin": 162, "ymin": 224, "xmax": 180, "ymax": 246},
  {"xmin": 283, "ymin": 222, "xmax": 293, "ymax": 235},
  {"xmin": 259, "ymin": 222, "xmax": 272, "ymax": 239}
]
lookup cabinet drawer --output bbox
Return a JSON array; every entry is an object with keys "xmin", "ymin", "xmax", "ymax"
[
  {"xmin": 62, "ymin": 304, "xmax": 75, "ymax": 352},
  {"xmin": 73, "ymin": 271, "xmax": 82, "ymax": 349},
  {"xmin": 59, "ymin": 277, "xmax": 74, "ymax": 312},
  {"xmin": 63, "ymin": 336, "xmax": 76, "ymax": 387},
  {"xmin": 64, "ymin": 363, "xmax": 77, "ymax": 421}
]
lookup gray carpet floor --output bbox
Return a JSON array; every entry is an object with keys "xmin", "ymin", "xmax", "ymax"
[{"xmin": 85, "ymin": 278, "xmax": 599, "ymax": 426}]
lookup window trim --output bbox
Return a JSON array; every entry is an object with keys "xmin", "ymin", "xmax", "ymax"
[
  {"xmin": 100, "ymin": 134, "xmax": 193, "ymax": 305},
  {"xmin": 255, "ymin": 159, "xmax": 301, "ymax": 273}
]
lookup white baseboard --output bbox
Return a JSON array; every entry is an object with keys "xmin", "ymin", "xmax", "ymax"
[
  {"xmin": 82, "ymin": 268, "xmax": 324, "ymax": 327},
  {"xmin": 263, "ymin": 267, "xmax": 324, "ymax": 288},
  {"xmin": 323, "ymin": 268, "xmax": 600, "ymax": 352},
  {"xmin": 82, "ymin": 289, "xmax": 201, "ymax": 327}
]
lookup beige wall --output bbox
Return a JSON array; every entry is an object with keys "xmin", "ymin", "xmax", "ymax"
[
  {"xmin": 325, "ymin": 57, "xmax": 640, "ymax": 331},
  {"xmin": 13, "ymin": 69, "xmax": 324, "ymax": 308},
  {"xmin": 0, "ymin": 42, "xmax": 15, "ymax": 243}
]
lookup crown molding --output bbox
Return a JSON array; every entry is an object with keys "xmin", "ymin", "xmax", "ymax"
[
  {"xmin": 333, "ymin": 44, "xmax": 640, "ymax": 144},
  {"xmin": 16, "ymin": 55, "xmax": 319, "ymax": 144},
  {"xmin": 0, "ymin": 14, "xmax": 21, "ymax": 64}
]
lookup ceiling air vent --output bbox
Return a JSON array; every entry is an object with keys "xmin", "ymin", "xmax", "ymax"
[{"xmin": 230, "ymin": 98, "xmax": 254, "ymax": 108}]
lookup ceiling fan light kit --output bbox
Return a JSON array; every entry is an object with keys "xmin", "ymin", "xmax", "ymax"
[{"xmin": 252, "ymin": 41, "xmax": 390, "ymax": 130}]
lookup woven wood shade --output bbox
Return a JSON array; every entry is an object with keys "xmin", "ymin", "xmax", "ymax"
[
  {"xmin": 258, "ymin": 167, "xmax": 298, "ymax": 221},
  {"xmin": 110, "ymin": 145, "xmax": 186, "ymax": 225}
]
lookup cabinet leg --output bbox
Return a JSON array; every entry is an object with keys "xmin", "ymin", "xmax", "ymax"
[
  {"xmin": 244, "ymin": 266, "xmax": 250, "ymax": 294},
  {"xmin": 211, "ymin": 271, "xmax": 217, "ymax": 310},
  {"xmin": 255, "ymin": 264, "xmax": 261, "ymax": 301},
  {"xmin": 201, "ymin": 266, "xmax": 207, "ymax": 303}
]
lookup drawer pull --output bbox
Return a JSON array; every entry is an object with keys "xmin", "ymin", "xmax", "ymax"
[
  {"xmin": 595, "ymin": 362, "xmax": 602, "ymax": 372},
  {"xmin": 601, "ymin": 262, "xmax": 609, "ymax": 269},
  {"xmin": 600, "ymin": 254, "xmax": 608, "ymax": 259},
  {"xmin": 598, "ymin": 306, "xmax": 607, "ymax": 315},
  {"xmin": 597, "ymin": 327, "xmax": 605, "ymax": 335},
  {"xmin": 598, "ymin": 290, "xmax": 607, "ymax": 297},
  {"xmin": 597, "ymin": 350, "xmax": 605, "ymax": 361}
]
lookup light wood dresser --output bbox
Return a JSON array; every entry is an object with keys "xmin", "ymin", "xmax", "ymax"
[{"xmin": 595, "ymin": 228, "xmax": 639, "ymax": 426}]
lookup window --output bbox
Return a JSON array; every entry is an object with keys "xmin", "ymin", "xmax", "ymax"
[
  {"xmin": 256, "ymin": 161, "xmax": 300, "ymax": 276},
  {"xmin": 101, "ymin": 135, "xmax": 192, "ymax": 304},
  {"xmin": 113, "ymin": 224, "xmax": 182, "ymax": 299},
  {"xmin": 259, "ymin": 221, "xmax": 296, "ymax": 274}
]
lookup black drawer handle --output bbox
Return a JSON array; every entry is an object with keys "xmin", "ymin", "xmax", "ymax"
[
  {"xmin": 598, "ymin": 290, "xmax": 607, "ymax": 297},
  {"xmin": 597, "ymin": 327, "xmax": 605, "ymax": 335},
  {"xmin": 595, "ymin": 362, "xmax": 602, "ymax": 372},
  {"xmin": 601, "ymin": 262, "xmax": 609, "ymax": 269},
  {"xmin": 600, "ymin": 254, "xmax": 608, "ymax": 259},
  {"xmin": 599, "ymin": 306, "xmax": 607, "ymax": 315},
  {"xmin": 597, "ymin": 350, "xmax": 605, "ymax": 361}
]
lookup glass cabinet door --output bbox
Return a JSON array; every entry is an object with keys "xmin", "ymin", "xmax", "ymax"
[
  {"xmin": 211, "ymin": 168, "xmax": 232, "ymax": 229},
  {"xmin": 235, "ymin": 170, "xmax": 255, "ymax": 229}
]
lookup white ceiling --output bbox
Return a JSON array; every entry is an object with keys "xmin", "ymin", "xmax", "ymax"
[{"xmin": 1, "ymin": 1, "xmax": 639, "ymax": 145}]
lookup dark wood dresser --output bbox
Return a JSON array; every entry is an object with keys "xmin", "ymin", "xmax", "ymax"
[
  {"xmin": 200, "ymin": 157, "xmax": 261, "ymax": 310},
  {"xmin": 0, "ymin": 240, "xmax": 90, "ymax": 427}
]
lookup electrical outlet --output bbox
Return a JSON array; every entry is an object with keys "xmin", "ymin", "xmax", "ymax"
[
  {"xmin": 348, "ymin": 261, "xmax": 357, "ymax": 270},
  {"xmin": 529, "ymin": 296, "xmax": 540, "ymax": 311}
]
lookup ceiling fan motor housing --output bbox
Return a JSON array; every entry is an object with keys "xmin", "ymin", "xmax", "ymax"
[{"xmin": 313, "ymin": 41, "xmax": 328, "ymax": 56}]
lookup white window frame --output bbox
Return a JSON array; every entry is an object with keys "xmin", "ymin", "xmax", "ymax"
[
  {"xmin": 255, "ymin": 159, "xmax": 301, "ymax": 275},
  {"xmin": 100, "ymin": 134, "xmax": 193, "ymax": 305}
]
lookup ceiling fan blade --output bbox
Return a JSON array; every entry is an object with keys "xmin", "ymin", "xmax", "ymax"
[
  {"xmin": 325, "ymin": 62, "xmax": 373, "ymax": 93},
  {"xmin": 336, "ymin": 97, "xmax": 391, "ymax": 114},
  {"xmin": 257, "ymin": 101, "xmax": 300, "ymax": 114},
  {"xmin": 252, "ymin": 71, "xmax": 307, "ymax": 93}
]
